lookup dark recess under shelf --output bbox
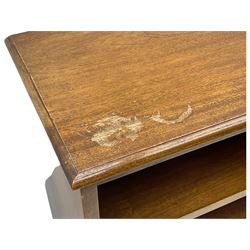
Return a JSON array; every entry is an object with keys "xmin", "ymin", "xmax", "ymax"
[{"xmin": 98, "ymin": 133, "xmax": 246, "ymax": 218}]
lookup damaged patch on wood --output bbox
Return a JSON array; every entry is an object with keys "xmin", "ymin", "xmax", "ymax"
[
  {"xmin": 150, "ymin": 104, "xmax": 192, "ymax": 124},
  {"xmin": 89, "ymin": 105, "xmax": 192, "ymax": 147},
  {"xmin": 91, "ymin": 115, "xmax": 143, "ymax": 147}
]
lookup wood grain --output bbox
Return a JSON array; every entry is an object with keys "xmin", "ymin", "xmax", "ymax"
[
  {"xmin": 98, "ymin": 133, "xmax": 246, "ymax": 218},
  {"xmin": 199, "ymin": 197, "xmax": 246, "ymax": 219},
  {"xmin": 180, "ymin": 191, "xmax": 246, "ymax": 218},
  {"xmin": 5, "ymin": 32, "xmax": 246, "ymax": 189}
]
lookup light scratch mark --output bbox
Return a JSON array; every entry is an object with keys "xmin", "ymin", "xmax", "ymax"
[
  {"xmin": 88, "ymin": 104, "xmax": 192, "ymax": 147},
  {"xmin": 150, "ymin": 104, "xmax": 192, "ymax": 124},
  {"xmin": 91, "ymin": 115, "xmax": 143, "ymax": 147}
]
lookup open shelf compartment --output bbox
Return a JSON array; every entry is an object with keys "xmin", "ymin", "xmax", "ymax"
[{"xmin": 98, "ymin": 133, "xmax": 246, "ymax": 218}]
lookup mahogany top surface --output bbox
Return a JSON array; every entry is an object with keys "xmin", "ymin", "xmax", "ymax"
[{"xmin": 6, "ymin": 32, "xmax": 246, "ymax": 189}]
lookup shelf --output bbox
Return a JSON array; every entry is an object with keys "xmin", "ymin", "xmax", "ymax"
[
  {"xmin": 98, "ymin": 133, "xmax": 246, "ymax": 218},
  {"xmin": 199, "ymin": 197, "xmax": 246, "ymax": 219}
]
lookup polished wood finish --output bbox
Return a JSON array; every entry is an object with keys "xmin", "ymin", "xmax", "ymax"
[
  {"xmin": 199, "ymin": 197, "xmax": 246, "ymax": 219},
  {"xmin": 98, "ymin": 134, "xmax": 246, "ymax": 218},
  {"xmin": 180, "ymin": 191, "xmax": 246, "ymax": 218},
  {"xmin": 6, "ymin": 32, "xmax": 246, "ymax": 189}
]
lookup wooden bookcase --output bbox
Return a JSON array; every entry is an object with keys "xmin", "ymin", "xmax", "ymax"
[{"xmin": 6, "ymin": 32, "xmax": 246, "ymax": 218}]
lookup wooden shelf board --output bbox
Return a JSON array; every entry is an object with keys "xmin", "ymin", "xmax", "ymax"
[
  {"xmin": 181, "ymin": 191, "xmax": 246, "ymax": 218},
  {"xmin": 199, "ymin": 197, "xmax": 246, "ymax": 219},
  {"xmin": 98, "ymin": 133, "xmax": 246, "ymax": 218}
]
